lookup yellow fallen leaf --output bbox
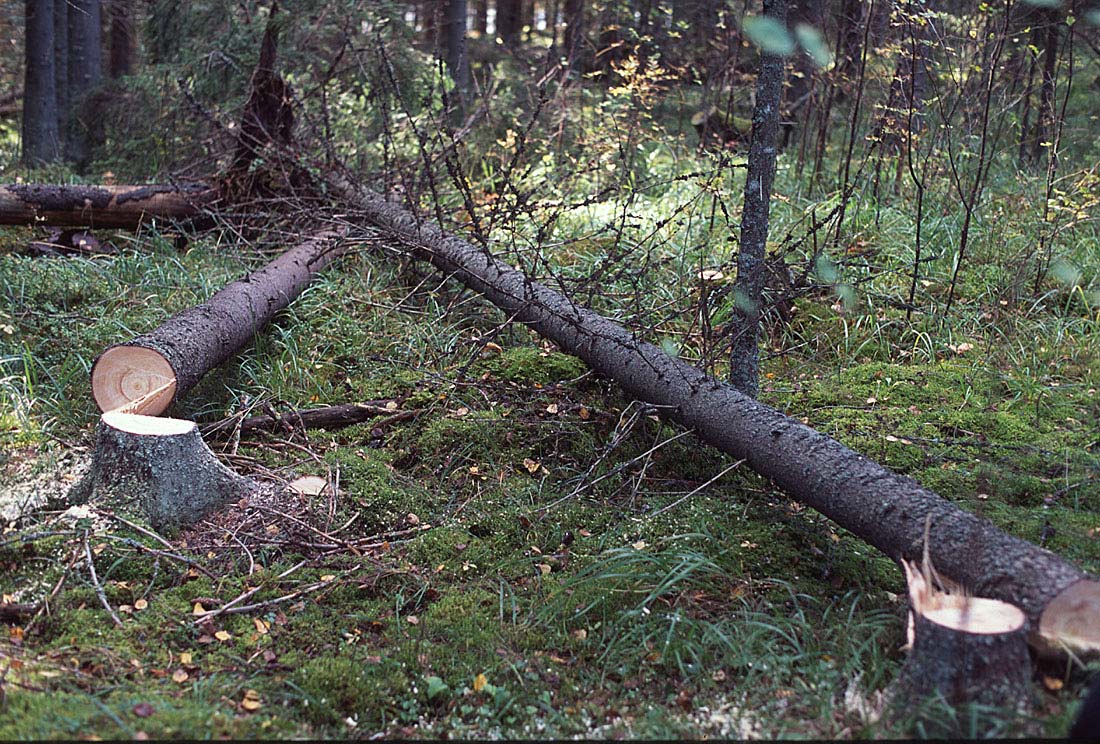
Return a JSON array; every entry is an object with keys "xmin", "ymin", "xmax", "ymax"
[
  {"xmin": 522, "ymin": 458, "xmax": 541, "ymax": 474},
  {"xmin": 214, "ymin": 630, "xmax": 231, "ymax": 642},
  {"xmin": 192, "ymin": 602, "xmax": 206, "ymax": 615},
  {"xmin": 473, "ymin": 673, "xmax": 488, "ymax": 692},
  {"xmin": 632, "ymin": 540, "xmax": 647, "ymax": 550},
  {"xmin": 253, "ymin": 618, "xmax": 269, "ymax": 635},
  {"xmin": 320, "ymin": 574, "xmax": 336, "ymax": 582},
  {"xmin": 179, "ymin": 652, "xmax": 192, "ymax": 665},
  {"xmin": 579, "ymin": 407, "xmax": 591, "ymax": 420},
  {"xmin": 172, "ymin": 669, "xmax": 189, "ymax": 683},
  {"xmin": 241, "ymin": 689, "xmax": 263, "ymax": 711},
  {"xmin": 537, "ymin": 563, "xmax": 552, "ymax": 576}
]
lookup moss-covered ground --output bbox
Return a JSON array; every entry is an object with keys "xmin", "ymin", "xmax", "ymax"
[
  {"xmin": 1, "ymin": 184, "xmax": 1097, "ymax": 738},
  {"xmin": 2, "ymin": 28, "xmax": 1100, "ymax": 736}
]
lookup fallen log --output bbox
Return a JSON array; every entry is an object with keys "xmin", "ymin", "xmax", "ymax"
[
  {"xmin": 0, "ymin": 183, "xmax": 216, "ymax": 229},
  {"xmin": 336, "ymin": 178, "xmax": 1100, "ymax": 657},
  {"xmin": 204, "ymin": 401, "xmax": 416, "ymax": 437},
  {"xmin": 90, "ymin": 229, "xmax": 347, "ymax": 416},
  {"xmin": 69, "ymin": 411, "xmax": 256, "ymax": 531}
]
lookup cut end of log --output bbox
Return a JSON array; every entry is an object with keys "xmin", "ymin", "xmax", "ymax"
[
  {"xmin": 92, "ymin": 345, "xmax": 177, "ymax": 415},
  {"xmin": 1036, "ymin": 579, "xmax": 1100, "ymax": 658}
]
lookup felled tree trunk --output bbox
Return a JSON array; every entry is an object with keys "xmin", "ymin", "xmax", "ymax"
[
  {"xmin": 69, "ymin": 411, "xmax": 255, "ymax": 530},
  {"xmin": 91, "ymin": 230, "xmax": 346, "ymax": 416},
  {"xmin": 336, "ymin": 178, "xmax": 1100, "ymax": 658},
  {"xmin": 898, "ymin": 559, "xmax": 1033, "ymax": 711},
  {"xmin": 0, "ymin": 183, "xmax": 216, "ymax": 228}
]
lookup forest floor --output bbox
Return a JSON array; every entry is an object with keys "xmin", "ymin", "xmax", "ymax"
[{"xmin": 2, "ymin": 111, "xmax": 1100, "ymax": 737}]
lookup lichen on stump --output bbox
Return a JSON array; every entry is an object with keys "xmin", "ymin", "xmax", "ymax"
[
  {"xmin": 896, "ymin": 559, "xmax": 1034, "ymax": 713},
  {"xmin": 69, "ymin": 411, "xmax": 256, "ymax": 531}
]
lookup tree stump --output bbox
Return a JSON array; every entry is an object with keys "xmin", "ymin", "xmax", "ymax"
[
  {"xmin": 69, "ymin": 411, "xmax": 256, "ymax": 531},
  {"xmin": 897, "ymin": 559, "xmax": 1033, "ymax": 712}
]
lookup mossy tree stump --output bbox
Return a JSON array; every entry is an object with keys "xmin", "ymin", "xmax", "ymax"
[{"xmin": 70, "ymin": 411, "xmax": 256, "ymax": 531}]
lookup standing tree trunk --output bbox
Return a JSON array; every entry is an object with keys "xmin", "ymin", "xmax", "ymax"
[
  {"xmin": 782, "ymin": 0, "xmax": 823, "ymax": 149},
  {"xmin": 66, "ymin": 0, "xmax": 104, "ymax": 172},
  {"xmin": 1031, "ymin": 9, "xmax": 1062, "ymax": 168},
  {"xmin": 22, "ymin": 0, "xmax": 61, "ymax": 166},
  {"xmin": 473, "ymin": 0, "xmax": 488, "ymax": 35},
  {"xmin": 729, "ymin": 0, "xmax": 788, "ymax": 398},
  {"xmin": 444, "ymin": 0, "xmax": 473, "ymax": 113},
  {"xmin": 496, "ymin": 0, "xmax": 522, "ymax": 46},
  {"xmin": 562, "ymin": 0, "xmax": 584, "ymax": 76},
  {"xmin": 53, "ymin": 0, "xmax": 69, "ymax": 142},
  {"xmin": 107, "ymin": 0, "xmax": 135, "ymax": 78}
]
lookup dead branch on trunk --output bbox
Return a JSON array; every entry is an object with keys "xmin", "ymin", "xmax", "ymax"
[
  {"xmin": 0, "ymin": 183, "xmax": 216, "ymax": 229},
  {"xmin": 90, "ymin": 229, "xmax": 347, "ymax": 416},
  {"xmin": 334, "ymin": 177, "xmax": 1100, "ymax": 659},
  {"xmin": 204, "ymin": 401, "xmax": 418, "ymax": 438}
]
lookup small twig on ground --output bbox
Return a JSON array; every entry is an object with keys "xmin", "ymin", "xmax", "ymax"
[{"xmin": 83, "ymin": 533, "xmax": 123, "ymax": 627}]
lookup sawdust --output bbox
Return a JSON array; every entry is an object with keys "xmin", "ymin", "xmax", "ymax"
[{"xmin": 0, "ymin": 446, "xmax": 89, "ymax": 524}]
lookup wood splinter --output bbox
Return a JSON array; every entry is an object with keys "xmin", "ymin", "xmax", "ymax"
[
  {"xmin": 897, "ymin": 557, "xmax": 1033, "ymax": 712},
  {"xmin": 69, "ymin": 411, "xmax": 257, "ymax": 531}
]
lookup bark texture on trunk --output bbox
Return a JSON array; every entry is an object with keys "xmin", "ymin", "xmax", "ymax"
[
  {"xmin": 90, "ymin": 230, "xmax": 347, "ymax": 416},
  {"xmin": 0, "ymin": 183, "xmax": 216, "ymax": 228},
  {"xmin": 444, "ymin": 0, "xmax": 472, "ymax": 111},
  {"xmin": 69, "ymin": 411, "xmax": 255, "ymax": 531},
  {"xmin": 336, "ymin": 178, "xmax": 1099, "ymax": 651},
  {"xmin": 65, "ymin": 0, "xmax": 103, "ymax": 171},
  {"xmin": 729, "ymin": 0, "xmax": 787, "ymax": 398},
  {"xmin": 22, "ymin": 0, "xmax": 61, "ymax": 165}
]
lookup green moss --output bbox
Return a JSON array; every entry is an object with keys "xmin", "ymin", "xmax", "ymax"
[
  {"xmin": 289, "ymin": 655, "xmax": 411, "ymax": 727},
  {"xmin": 479, "ymin": 347, "xmax": 586, "ymax": 386}
]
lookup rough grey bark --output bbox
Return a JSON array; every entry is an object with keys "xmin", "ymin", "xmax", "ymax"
[
  {"xmin": 336, "ymin": 177, "xmax": 1097, "ymax": 634},
  {"xmin": 728, "ymin": 0, "xmax": 788, "ymax": 398},
  {"xmin": 66, "ymin": 0, "xmax": 104, "ymax": 170},
  {"xmin": 70, "ymin": 412, "xmax": 255, "ymax": 531},
  {"xmin": 0, "ymin": 183, "xmax": 217, "ymax": 229},
  {"xmin": 444, "ymin": 0, "xmax": 473, "ymax": 111},
  {"xmin": 91, "ymin": 231, "xmax": 347, "ymax": 414},
  {"xmin": 21, "ymin": 0, "xmax": 61, "ymax": 166}
]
